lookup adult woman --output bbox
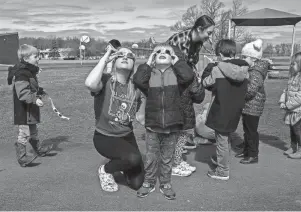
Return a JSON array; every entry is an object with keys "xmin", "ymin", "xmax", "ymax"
[
  {"xmin": 85, "ymin": 45, "xmax": 144, "ymax": 192},
  {"xmin": 167, "ymin": 15, "xmax": 215, "ymax": 175}
]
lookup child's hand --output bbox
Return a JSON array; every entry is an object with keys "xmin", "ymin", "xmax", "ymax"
[
  {"xmin": 147, "ymin": 52, "xmax": 156, "ymax": 66},
  {"xmin": 171, "ymin": 54, "xmax": 179, "ymax": 65},
  {"xmin": 36, "ymin": 99, "xmax": 44, "ymax": 107},
  {"xmin": 280, "ymin": 103, "xmax": 287, "ymax": 109}
]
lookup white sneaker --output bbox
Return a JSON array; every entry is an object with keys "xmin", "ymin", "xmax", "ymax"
[
  {"xmin": 180, "ymin": 161, "xmax": 196, "ymax": 172},
  {"xmin": 172, "ymin": 164, "xmax": 192, "ymax": 177},
  {"xmin": 98, "ymin": 165, "xmax": 118, "ymax": 192}
]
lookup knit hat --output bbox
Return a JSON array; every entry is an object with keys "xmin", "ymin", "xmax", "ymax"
[{"xmin": 241, "ymin": 39, "xmax": 263, "ymax": 60}]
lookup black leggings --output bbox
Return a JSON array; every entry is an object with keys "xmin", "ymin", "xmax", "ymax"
[{"xmin": 93, "ymin": 131, "xmax": 144, "ymax": 190}]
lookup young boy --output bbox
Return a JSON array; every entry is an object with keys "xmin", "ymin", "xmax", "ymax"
[
  {"xmin": 133, "ymin": 43, "xmax": 194, "ymax": 200},
  {"xmin": 202, "ymin": 39, "xmax": 249, "ymax": 180},
  {"xmin": 8, "ymin": 44, "xmax": 52, "ymax": 167}
]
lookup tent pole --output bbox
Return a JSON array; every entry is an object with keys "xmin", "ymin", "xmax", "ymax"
[
  {"xmin": 228, "ymin": 19, "xmax": 232, "ymax": 39},
  {"xmin": 291, "ymin": 24, "xmax": 296, "ymax": 57}
]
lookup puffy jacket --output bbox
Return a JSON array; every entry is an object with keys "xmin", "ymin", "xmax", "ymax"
[
  {"xmin": 279, "ymin": 72, "xmax": 301, "ymax": 125},
  {"xmin": 133, "ymin": 60, "xmax": 194, "ymax": 129},
  {"xmin": 202, "ymin": 59, "xmax": 249, "ymax": 133},
  {"xmin": 243, "ymin": 60, "xmax": 269, "ymax": 116}
]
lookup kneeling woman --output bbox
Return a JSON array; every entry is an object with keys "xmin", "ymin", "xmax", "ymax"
[{"xmin": 85, "ymin": 45, "xmax": 144, "ymax": 192}]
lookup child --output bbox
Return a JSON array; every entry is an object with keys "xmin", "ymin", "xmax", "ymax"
[
  {"xmin": 237, "ymin": 39, "xmax": 269, "ymax": 164},
  {"xmin": 133, "ymin": 43, "xmax": 194, "ymax": 200},
  {"xmin": 9, "ymin": 44, "xmax": 52, "ymax": 167},
  {"xmin": 279, "ymin": 52, "xmax": 301, "ymax": 159},
  {"xmin": 202, "ymin": 39, "xmax": 249, "ymax": 180}
]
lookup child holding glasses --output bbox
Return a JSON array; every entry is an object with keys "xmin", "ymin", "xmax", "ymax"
[
  {"xmin": 133, "ymin": 43, "xmax": 194, "ymax": 200},
  {"xmin": 8, "ymin": 44, "xmax": 52, "ymax": 167},
  {"xmin": 85, "ymin": 45, "xmax": 145, "ymax": 193}
]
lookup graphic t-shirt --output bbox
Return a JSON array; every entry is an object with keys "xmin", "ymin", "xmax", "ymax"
[{"xmin": 91, "ymin": 74, "xmax": 139, "ymax": 137}]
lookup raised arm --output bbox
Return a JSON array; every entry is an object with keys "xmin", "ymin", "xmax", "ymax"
[
  {"xmin": 133, "ymin": 52, "xmax": 155, "ymax": 95},
  {"xmin": 85, "ymin": 45, "xmax": 115, "ymax": 93}
]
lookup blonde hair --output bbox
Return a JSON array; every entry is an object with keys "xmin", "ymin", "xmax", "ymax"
[
  {"xmin": 111, "ymin": 48, "xmax": 137, "ymax": 101},
  {"xmin": 18, "ymin": 44, "xmax": 38, "ymax": 61},
  {"xmin": 290, "ymin": 52, "xmax": 301, "ymax": 78}
]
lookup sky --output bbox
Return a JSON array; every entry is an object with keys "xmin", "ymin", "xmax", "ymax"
[{"xmin": 0, "ymin": 0, "xmax": 301, "ymax": 44}]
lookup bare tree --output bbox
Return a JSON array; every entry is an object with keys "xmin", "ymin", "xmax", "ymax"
[
  {"xmin": 170, "ymin": 0, "xmax": 252, "ymax": 46},
  {"xmin": 170, "ymin": 5, "xmax": 202, "ymax": 31},
  {"xmin": 230, "ymin": 0, "xmax": 248, "ymax": 42}
]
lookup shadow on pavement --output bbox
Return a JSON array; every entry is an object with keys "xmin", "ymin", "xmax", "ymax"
[
  {"xmin": 25, "ymin": 162, "xmax": 41, "ymax": 167},
  {"xmin": 42, "ymin": 136, "xmax": 70, "ymax": 152},
  {"xmin": 259, "ymin": 133, "xmax": 287, "ymax": 151},
  {"xmin": 194, "ymin": 145, "xmax": 216, "ymax": 167}
]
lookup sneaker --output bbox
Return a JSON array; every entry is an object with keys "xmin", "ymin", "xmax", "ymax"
[
  {"xmin": 98, "ymin": 165, "xmax": 118, "ymax": 192},
  {"xmin": 159, "ymin": 183, "xmax": 176, "ymax": 200},
  {"xmin": 207, "ymin": 170, "xmax": 229, "ymax": 181},
  {"xmin": 288, "ymin": 149, "xmax": 301, "ymax": 159},
  {"xmin": 137, "ymin": 182, "xmax": 155, "ymax": 198},
  {"xmin": 184, "ymin": 142, "xmax": 197, "ymax": 150},
  {"xmin": 283, "ymin": 147, "xmax": 295, "ymax": 155},
  {"xmin": 172, "ymin": 164, "xmax": 192, "ymax": 177},
  {"xmin": 180, "ymin": 161, "xmax": 196, "ymax": 172}
]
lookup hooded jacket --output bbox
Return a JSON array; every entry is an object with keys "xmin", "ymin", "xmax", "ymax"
[
  {"xmin": 202, "ymin": 59, "xmax": 249, "ymax": 133},
  {"xmin": 133, "ymin": 59, "xmax": 194, "ymax": 129},
  {"xmin": 243, "ymin": 60, "xmax": 269, "ymax": 116},
  {"xmin": 10, "ymin": 61, "xmax": 44, "ymax": 125}
]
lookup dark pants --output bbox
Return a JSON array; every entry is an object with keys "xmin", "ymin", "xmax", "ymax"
[
  {"xmin": 242, "ymin": 114, "xmax": 260, "ymax": 157},
  {"xmin": 290, "ymin": 119, "xmax": 301, "ymax": 150},
  {"xmin": 144, "ymin": 129, "xmax": 177, "ymax": 185},
  {"xmin": 93, "ymin": 131, "xmax": 145, "ymax": 190}
]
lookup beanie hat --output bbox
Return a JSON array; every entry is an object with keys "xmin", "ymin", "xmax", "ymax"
[{"xmin": 241, "ymin": 39, "xmax": 263, "ymax": 59}]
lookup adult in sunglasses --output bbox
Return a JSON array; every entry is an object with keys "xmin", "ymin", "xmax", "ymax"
[
  {"xmin": 85, "ymin": 45, "xmax": 144, "ymax": 192},
  {"xmin": 167, "ymin": 15, "xmax": 215, "ymax": 175}
]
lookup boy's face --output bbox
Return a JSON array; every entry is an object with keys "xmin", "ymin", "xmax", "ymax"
[
  {"xmin": 155, "ymin": 47, "xmax": 173, "ymax": 65},
  {"xmin": 24, "ymin": 53, "xmax": 39, "ymax": 66}
]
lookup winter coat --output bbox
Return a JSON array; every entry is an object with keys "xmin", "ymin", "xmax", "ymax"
[
  {"xmin": 10, "ymin": 61, "xmax": 44, "ymax": 125},
  {"xmin": 133, "ymin": 60, "xmax": 194, "ymax": 129},
  {"xmin": 279, "ymin": 72, "xmax": 301, "ymax": 126},
  {"xmin": 242, "ymin": 60, "xmax": 269, "ymax": 116},
  {"xmin": 202, "ymin": 59, "xmax": 249, "ymax": 133}
]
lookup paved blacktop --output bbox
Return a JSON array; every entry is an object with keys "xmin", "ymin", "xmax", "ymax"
[{"xmin": 1, "ymin": 130, "xmax": 301, "ymax": 211}]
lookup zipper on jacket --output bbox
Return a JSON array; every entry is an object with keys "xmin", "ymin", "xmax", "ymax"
[{"xmin": 161, "ymin": 72, "xmax": 165, "ymax": 128}]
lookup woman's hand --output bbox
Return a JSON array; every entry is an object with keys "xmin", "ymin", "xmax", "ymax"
[{"xmin": 147, "ymin": 52, "xmax": 156, "ymax": 66}]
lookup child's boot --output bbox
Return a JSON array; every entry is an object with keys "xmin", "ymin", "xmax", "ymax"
[
  {"xmin": 14, "ymin": 142, "xmax": 38, "ymax": 167},
  {"xmin": 29, "ymin": 139, "xmax": 53, "ymax": 157}
]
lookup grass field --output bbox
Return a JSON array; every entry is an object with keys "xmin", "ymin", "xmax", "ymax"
[{"xmin": 1, "ymin": 61, "xmax": 301, "ymax": 210}]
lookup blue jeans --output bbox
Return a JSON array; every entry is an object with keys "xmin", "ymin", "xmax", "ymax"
[
  {"xmin": 144, "ymin": 129, "xmax": 177, "ymax": 185},
  {"xmin": 215, "ymin": 131, "xmax": 230, "ymax": 176}
]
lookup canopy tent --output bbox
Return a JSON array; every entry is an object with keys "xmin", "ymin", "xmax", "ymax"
[{"xmin": 230, "ymin": 8, "xmax": 301, "ymax": 56}]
